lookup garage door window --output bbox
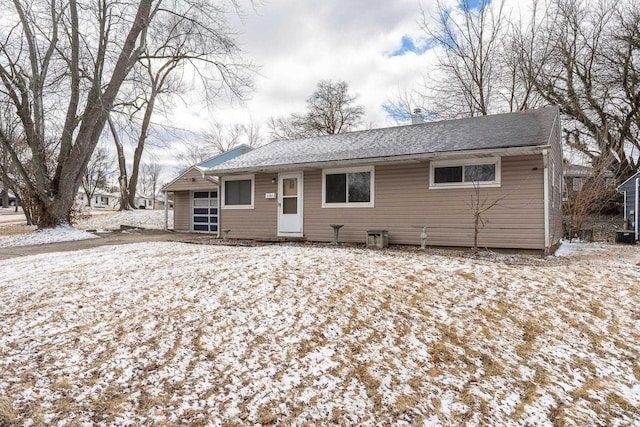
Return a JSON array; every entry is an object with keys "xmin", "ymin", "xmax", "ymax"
[{"xmin": 192, "ymin": 191, "xmax": 218, "ymax": 232}]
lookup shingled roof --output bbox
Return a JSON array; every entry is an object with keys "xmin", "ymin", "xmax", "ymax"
[{"xmin": 204, "ymin": 107, "xmax": 559, "ymax": 174}]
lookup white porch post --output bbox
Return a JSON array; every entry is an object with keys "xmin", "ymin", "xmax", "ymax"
[{"xmin": 163, "ymin": 191, "xmax": 169, "ymax": 231}]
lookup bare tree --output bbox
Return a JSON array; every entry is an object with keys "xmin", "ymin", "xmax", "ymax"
[
  {"xmin": 176, "ymin": 117, "xmax": 264, "ymax": 170},
  {"xmin": 563, "ymin": 155, "xmax": 620, "ymax": 241},
  {"xmin": 0, "ymin": 0, "xmax": 255, "ymax": 225},
  {"xmin": 202, "ymin": 122, "xmax": 241, "ymax": 153},
  {"xmin": 0, "ymin": 105, "xmax": 20, "ymax": 209},
  {"xmin": 267, "ymin": 116, "xmax": 305, "ymax": 140},
  {"xmin": 139, "ymin": 161, "xmax": 163, "ymax": 209},
  {"xmin": 386, "ymin": 0, "xmax": 550, "ymax": 122},
  {"xmin": 520, "ymin": 0, "xmax": 640, "ymax": 179},
  {"xmin": 176, "ymin": 142, "xmax": 215, "ymax": 171},
  {"xmin": 0, "ymin": 0, "xmax": 155, "ymax": 227},
  {"xmin": 203, "ymin": 118, "xmax": 264, "ymax": 152},
  {"xmin": 109, "ymin": 1, "xmax": 255, "ymax": 210},
  {"xmin": 469, "ymin": 183, "xmax": 503, "ymax": 253},
  {"xmin": 417, "ymin": 0, "xmax": 507, "ymax": 118},
  {"xmin": 82, "ymin": 143, "xmax": 113, "ymax": 206},
  {"xmin": 382, "ymin": 88, "xmax": 434, "ymax": 123},
  {"xmin": 269, "ymin": 80, "xmax": 365, "ymax": 139}
]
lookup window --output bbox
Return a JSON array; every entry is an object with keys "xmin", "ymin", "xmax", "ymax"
[
  {"xmin": 322, "ymin": 166, "xmax": 374, "ymax": 207},
  {"xmin": 222, "ymin": 175, "xmax": 254, "ymax": 209},
  {"xmin": 430, "ymin": 158, "xmax": 501, "ymax": 189},
  {"xmin": 572, "ymin": 177, "xmax": 582, "ymax": 192},
  {"xmin": 605, "ymin": 177, "xmax": 615, "ymax": 188}
]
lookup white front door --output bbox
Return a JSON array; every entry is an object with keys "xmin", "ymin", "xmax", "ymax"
[{"xmin": 278, "ymin": 172, "xmax": 303, "ymax": 236}]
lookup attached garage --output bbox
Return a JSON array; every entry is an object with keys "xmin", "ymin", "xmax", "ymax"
[{"xmin": 161, "ymin": 144, "xmax": 252, "ymax": 234}]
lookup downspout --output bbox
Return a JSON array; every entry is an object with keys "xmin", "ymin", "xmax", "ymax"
[
  {"xmin": 633, "ymin": 178, "xmax": 640, "ymax": 240},
  {"xmin": 217, "ymin": 178, "xmax": 221, "ymax": 238},
  {"xmin": 163, "ymin": 191, "xmax": 168, "ymax": 231},
  {"xmin": 543, "ymin": 149, "xmax": 550, "ymax": 253}
]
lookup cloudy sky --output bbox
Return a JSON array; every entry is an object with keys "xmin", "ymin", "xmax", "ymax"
[{"xmin": 170, "ymin": 0, "xmax": 441, "ymax": 137}]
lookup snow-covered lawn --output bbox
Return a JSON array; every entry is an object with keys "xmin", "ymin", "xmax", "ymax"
[
  {"xmin": 0, "ymin": 225, "xmax": 98, "ymax": 248},
  {"xmin": 0, "ymin": 209, "xmax": 171, "ymax": 248},
  {"xmin": 1, "ymin": 242, "xmax": 639, "ymax": 425}
]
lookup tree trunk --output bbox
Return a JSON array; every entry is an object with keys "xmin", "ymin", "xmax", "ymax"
[
  {"xmin": 109, "ymin": 117, "xmax": 132, "ymax": 210},
  {"xmin": 127, "ymin": 87, "xmax": 158, "ymax": 209},
  {"xmin": 16, "ymin": 0, "xmax": 152, "ymax": 229},
  {"xmin": 473, "ymin": 212, "xmax": 480, "ymax": 253},
  {"xmin": 1, "ymin": 144, "xmax": 8, "ymax": 208}
]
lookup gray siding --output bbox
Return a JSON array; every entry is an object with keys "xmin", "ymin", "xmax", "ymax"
[
  {"xmin": 547, "ymin": 114, "xmax": 564, "ymax": 252},
  {"xmin": 219, "ymin": 155, "xmax": 547, "ymax": 250},
  {"xmin": 620, "ymin": 173, "xmax": 639, "ymax": 214},
  {"xmin": 303, "ymin": 156, "xmax": 544, "ymax": 249},
  {"xmin": 620, "ymin": 173, "xmax": 640, "ymax": 233},
  {"xmin": 219, "ymin": 174, "xmax": 278, "ymax": 239}
]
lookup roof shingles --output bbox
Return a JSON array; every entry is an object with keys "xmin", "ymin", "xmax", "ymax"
[{"xmin": 205, "ymin": 107, "xmax": 558, "ymax": 174}]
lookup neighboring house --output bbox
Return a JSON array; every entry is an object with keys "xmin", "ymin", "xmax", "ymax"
[
  {"xmin": 617, "ymin": 171, "xmax": 640, "ymax": 241},
  {"xmin": 76, "ymin": 189, "xmax": 119, "ymax": 209},
  {"xmin": 133, "ymin": 194, "xmax": 155, "ymax": 209},
  {"xmin": 161, "ymin": 145, "xmax": 253, "ymax": 233},
  {"xmin": 200, "ymin": 107, "xmax": 564, "ymax": 254},
  {"xmin": 562, "ymin": 163, "xmax": 615, "ymax": 202}
]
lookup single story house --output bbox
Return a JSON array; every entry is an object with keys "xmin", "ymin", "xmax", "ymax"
[
  {"xmin": 133, "ymin": 194, "xmax": 156, "ymax": 209},
  {"xmin": 562, "ymin": 163, "xmax": 615, "ymax": 202},
  {"xmin": 617, "ymin": 171, "xmax": 640, "ymax": 241},
  {"xmin": 76, "ymin": 189, "xmax": 119, "ymax": 209},
  {"xmin": 161, "ymin": 145, "xmax": 252, "ymax": 233},
  {"xmin": 201, "ymin": 107, "xmax": 564, "ymax": 254}
]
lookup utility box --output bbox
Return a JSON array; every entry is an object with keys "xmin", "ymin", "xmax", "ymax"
[
  {"xmin": 615, "ymin": 231, "xmax": 636, "ymax": 244},
  {"xmin": 366, "ymin": 230, "xmax": 389, "ymax": 249}
]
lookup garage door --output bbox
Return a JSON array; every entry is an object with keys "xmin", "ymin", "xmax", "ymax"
[{"xmin": 192, "ymin": 191, "xmax": 218, "ymax": 233}]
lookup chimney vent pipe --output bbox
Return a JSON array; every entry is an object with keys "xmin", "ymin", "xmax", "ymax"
[{"xmin": 411, "ymin": 107, "xmax": 424, "ymax": 124}]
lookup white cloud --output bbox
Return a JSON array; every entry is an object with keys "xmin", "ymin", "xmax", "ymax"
[{"xmin": 169, "ymin": 0, "xmax": 436, "ymax": 133}]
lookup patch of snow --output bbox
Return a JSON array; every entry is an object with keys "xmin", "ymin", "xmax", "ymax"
[
  {"xmin": 0, "ymin": 224, "xmax": 98, "ymax": 248},
  {"xmin": 554, "ymin": 240, "xmax": 616, "ymax": 257}
]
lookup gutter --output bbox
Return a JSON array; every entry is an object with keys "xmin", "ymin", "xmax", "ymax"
[
  {"xmin": 633, "ymin": 178, "xmax": 640, "ymax": 240},
  {"xmin": 202, "ymin": 145, "xmax": 550, "ymax": 176}
]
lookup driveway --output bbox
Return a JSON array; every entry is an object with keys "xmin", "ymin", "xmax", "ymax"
[{"xmin": 0, "ymin": 229, "xmax": 187, "ymax": 260}]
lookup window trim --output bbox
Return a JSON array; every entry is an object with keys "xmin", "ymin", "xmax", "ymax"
[
  {"xmin": 572, "ymin": 177, "xmax": 583, "ymax": 192},
  {"xmin": 322, "ymin": 166, "xmax": 375, "ymax": 208},
  {"xmin": 221, "ymin": 174, "xmax": 254, "ymax": 209},
  {"xmin": 429, "ymin": 157, "xmax": 501, "ymax": 189}
]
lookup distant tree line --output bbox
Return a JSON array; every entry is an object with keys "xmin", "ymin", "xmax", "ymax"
[
  {"xmin": 0, "ymin": 0, "xmax": 255, "ymax": 226},
  {"xmin": 387, "ymin": 0, "xmax": 640, "ymax": 180}
]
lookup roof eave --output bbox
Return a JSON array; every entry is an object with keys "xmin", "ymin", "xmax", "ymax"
[
  {"xmin": 203, "ymin": 145, "xmax": 549, "ymax": 176},
  {"xmin": 161, "ymin": 166, "xmax": 218, "ymax": 192},
  {"xmin": 617, "ymin": 171, "xmax": 640, "ymax": 191}
]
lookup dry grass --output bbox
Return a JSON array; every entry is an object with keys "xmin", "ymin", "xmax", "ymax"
[
  {"xmin": 0, "ymin": 224, "xmax": 36, "ymax": 236},
  {"xmin": 0, "ymin": 398, "xmax": 18, "ymax": 427},
  {"xmin": 1, "ymin": 242, "xmax": 639, "ymax": 425}
]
